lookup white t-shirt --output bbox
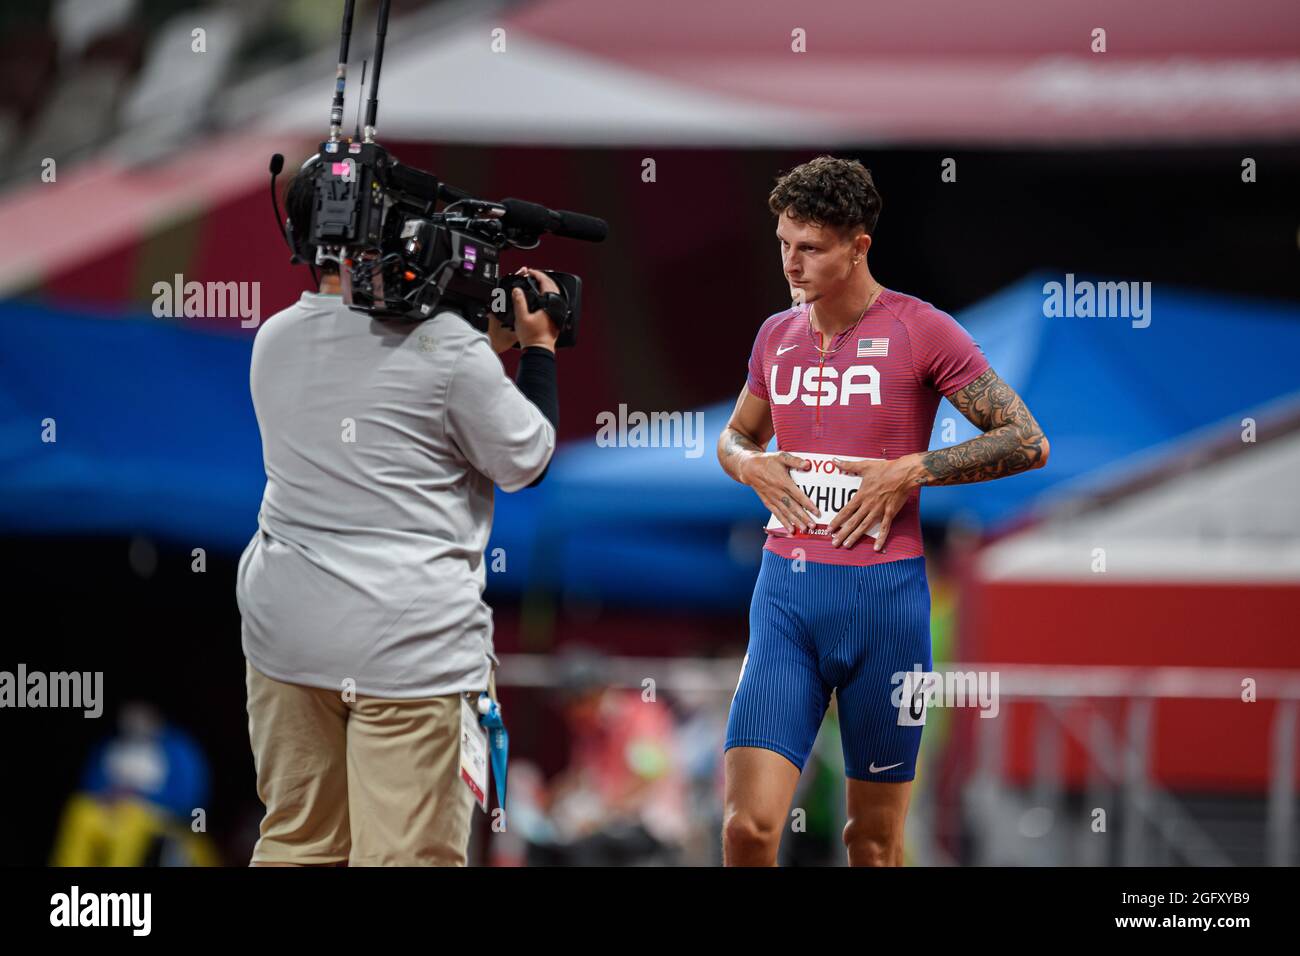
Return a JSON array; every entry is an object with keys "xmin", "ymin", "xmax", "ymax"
[{"xmin": 236, "ymin": 292, "xmax": 554, "ymax": 697}]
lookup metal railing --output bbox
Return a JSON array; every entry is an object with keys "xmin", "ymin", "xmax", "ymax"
[
  {"xmin": 496, "ymin": 655, "xmax": 1300, "ymax": 866},
  {"xmin": 956, "ymin": 663, "xmax": 1300, "ymax": 866}
]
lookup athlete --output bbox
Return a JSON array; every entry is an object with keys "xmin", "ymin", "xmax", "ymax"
[{"xmin": 717, "ymin": 156, "xmax": 1050, "ymax": 866}]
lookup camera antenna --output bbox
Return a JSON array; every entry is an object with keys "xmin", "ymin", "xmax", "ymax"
[
  {"xmin": 362, "ymin": 0, "xmax": 391, "ymax": 142},
  {"xmin": 328, "ymin": 0, "xmax": 357, "ymax": 142},
  {"xmin": 354, "ymin": 59, "xmax": 367, "ymax": 141}
]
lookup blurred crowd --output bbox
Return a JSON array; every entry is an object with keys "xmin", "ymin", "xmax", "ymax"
[{"xmin": 485, "ymin": 648, "xmax": 855, "ymax": 867}]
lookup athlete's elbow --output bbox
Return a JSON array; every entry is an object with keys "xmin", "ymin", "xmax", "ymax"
[
  {"xmin": 1032, "ymin": 432, "xmax": 1051, "ymax": 469},
  {"xmin": 716, "ymin": 427, "xmax": 736, "ymax": 468}
]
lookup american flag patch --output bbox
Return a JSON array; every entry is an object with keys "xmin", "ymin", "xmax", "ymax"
[{"xmin": 857, "ymin": 337, "xmax": 889, "ymax": 357}]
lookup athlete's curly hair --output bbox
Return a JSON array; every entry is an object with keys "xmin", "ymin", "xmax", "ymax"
[{"xmin": 768, "ymin": 155, "xmax": 882, "ymax": 238}]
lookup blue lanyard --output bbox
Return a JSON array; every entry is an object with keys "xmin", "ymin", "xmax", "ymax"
[{"xmin": 477, "ymin": 694, "xmax": 508, "ymax": 812}]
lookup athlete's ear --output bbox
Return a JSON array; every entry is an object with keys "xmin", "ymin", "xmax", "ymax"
[{"xmin": 854, "ymin": 231, "xmax": 872, "ymax": 261}]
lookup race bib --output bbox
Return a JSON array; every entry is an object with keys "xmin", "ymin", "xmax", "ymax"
[{"xmin": 764, "ymin": 451, "xmax": 882, "ymax": 541}]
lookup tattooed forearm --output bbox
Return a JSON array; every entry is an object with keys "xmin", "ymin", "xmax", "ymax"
[
  {"xmin": 919, "ymin": 368, "xmax": 1049, "ymax": 485},
  {"xmin": 718, "ymin": 426, "xmax": 764, "ymax": 483},
  {"xmin": 722, "ymin": 427, "xmax": 762, "ymax": 457},
  {"xmin": 920, "ymin": 426, "xmax": 1041, "ymax": 484}
]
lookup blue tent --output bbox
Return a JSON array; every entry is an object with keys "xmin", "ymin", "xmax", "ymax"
[
  {"xmin": 0, "ymin": 300, "xmax": 264, "ymax": 551},
  {"xmin": 3, "ymin": 273, "xmax": 1297, "ymax": 608}
]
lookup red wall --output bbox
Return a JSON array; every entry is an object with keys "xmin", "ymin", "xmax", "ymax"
[{"xmin": 957, "ymin": 578, "xmax": 1300, "ymax": 791}]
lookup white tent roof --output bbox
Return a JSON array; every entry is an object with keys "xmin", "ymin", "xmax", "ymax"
[
  {"xmin": 259, "ymin": 15, "xmax": 840, "ymax": 146},
  {"xmin": 256, "ymin": 0, "xmax": 1300, "ymax": 147},
  {"xmin": 978, "ymin": 400, "xmax": 1300, "ymax": 582}
]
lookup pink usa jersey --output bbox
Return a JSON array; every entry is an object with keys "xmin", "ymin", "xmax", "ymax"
[{"xmin": 745, "ymin": 289, "xmax": 989, "ymax": 567}]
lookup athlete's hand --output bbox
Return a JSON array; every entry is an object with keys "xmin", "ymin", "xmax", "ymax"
[
  {"xmin": 512, "ymin": 266, "xmax": 561, "ymax": 352},
  {"xmin": 828, "ymin": 454, "xmax": 925, "ymax": 551},
  {"xmin": 740, "ymin": 451, "xmax": 822, "ymax": 533}
]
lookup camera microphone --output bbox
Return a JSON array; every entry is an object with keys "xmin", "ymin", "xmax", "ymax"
[
  {"xmin": 267, "ymin": 152, "xmax": 305, "ymax": 265},
  {"xmin": 499, "ymin": 198, "xmax": 608, "ymax": 243}
]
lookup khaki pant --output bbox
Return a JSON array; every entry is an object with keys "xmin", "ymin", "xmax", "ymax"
[{"xmin": 245, "ymin": 660, "xmax": 479, "ymax": 866}]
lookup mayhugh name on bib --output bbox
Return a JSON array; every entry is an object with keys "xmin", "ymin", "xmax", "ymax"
[{"xmin": 764, "ymin": 450, "xmax": 882, "ymax": 540}]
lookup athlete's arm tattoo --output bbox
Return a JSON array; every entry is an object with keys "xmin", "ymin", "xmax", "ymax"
[
  {"xmin": 918, "ymin": 368, "xmax": 1049, "ymax": 486},
  {"xmin": 718, "ymin": 426, "xmax": 763, "ymax": 483}
]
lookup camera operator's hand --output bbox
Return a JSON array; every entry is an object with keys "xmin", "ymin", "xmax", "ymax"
[
  {"xmin": 511, "ymin": 267, "xmax": 560, "ymax": 353},
  {"xmin": 487, "ymin": 315, "xmax": 519, "ymax": 354}
]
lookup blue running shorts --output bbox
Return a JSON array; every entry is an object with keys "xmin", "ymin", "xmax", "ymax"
[{"xmin": 725, "ymin": 549, "xmax": 933, "ymax": 782}]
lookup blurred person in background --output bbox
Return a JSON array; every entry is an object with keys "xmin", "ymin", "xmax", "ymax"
[
  {"xmin": 235, "ymin": 161, "xmax": 562, "ymax": 866},
  {"xmin": 673, "ymin": 681, "xmax": 730, "ymax": 865},
  {"xmin": 718, "ymin": 155, "xmax": 1050, "ymax": 866},
  {"xmin": 782, "ymin": 703, "xmax": 846, "ymax": 867},
  {"xmin": 51, "ymin": 701, "xmax": 218, "ymax": 866},
  {"xmin": 511, "ymin": 649, "xmax": 690, "ymax": 866}
]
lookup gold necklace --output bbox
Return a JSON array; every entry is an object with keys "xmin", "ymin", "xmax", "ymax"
[{"xmin": 808, "ymin": 283, "xmax": 884, "ymax": 355}]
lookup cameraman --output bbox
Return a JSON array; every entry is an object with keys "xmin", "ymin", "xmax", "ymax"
[{"xmin": 236, "ymin": 165, "xmax": 560, "ymax": 866}]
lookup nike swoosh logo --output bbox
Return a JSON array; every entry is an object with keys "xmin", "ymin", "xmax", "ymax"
[
  {"xmin": 868, "ymin": 761, "xmax": 904, "ymax": 773},
  {"xmin": 776, "ymin": 345, "xmax": 798, "ymax": 355}
]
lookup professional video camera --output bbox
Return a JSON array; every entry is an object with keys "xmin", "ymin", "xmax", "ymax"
[{"xmin": 268, "ymin": 0, "xmax": 607, "ymax": 346}]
